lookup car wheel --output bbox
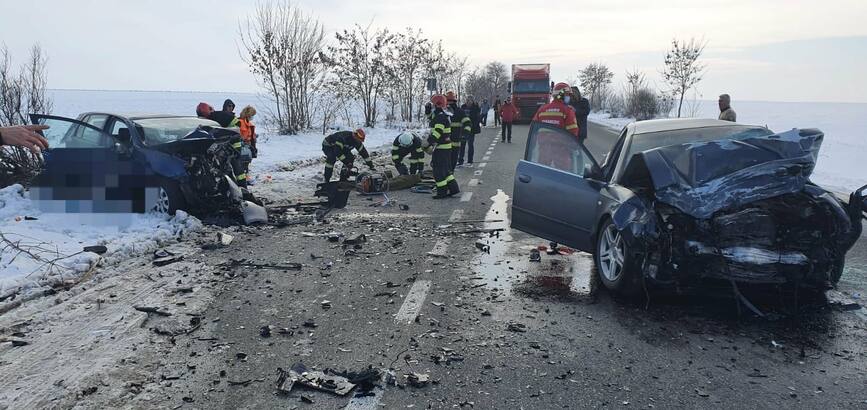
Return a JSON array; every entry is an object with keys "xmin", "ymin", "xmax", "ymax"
[
  {"xmin": 152, "ymin": 180, "xmax": 186, "ymax": 215},
  {"xmin": 594, "ymin": 218, "xmax": 640, "ymax": 296}
]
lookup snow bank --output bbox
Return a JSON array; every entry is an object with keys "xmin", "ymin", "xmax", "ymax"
[
  {"xmin": 588, "ymin": 100, "xmax": 867, "ymax": 192},
  {"xmin": 0, "ymin": 184, "xmax": 202, "ymax": 299}
]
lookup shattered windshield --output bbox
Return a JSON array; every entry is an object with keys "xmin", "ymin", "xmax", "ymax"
[
  {"xmin": 134, "ymin": 117, "xmax": 220, "ymax": 145},
  {"xmin": 625, "ymin": 126, "xmax": 772, "ymax": 160}
]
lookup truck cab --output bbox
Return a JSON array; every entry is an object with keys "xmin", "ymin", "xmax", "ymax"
[{"xmin": 509, "ymin": 63, "xmax": 551, "ymax": 123}]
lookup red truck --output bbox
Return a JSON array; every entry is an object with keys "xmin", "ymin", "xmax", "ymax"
[{"xmin": 509, "ymin": 63, "xmax": 551, "ymax": 123}]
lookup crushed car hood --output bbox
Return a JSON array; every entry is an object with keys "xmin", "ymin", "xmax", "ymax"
[{"xmin": 621, "ymin": 128, "xmax": 824, "ymax": 219}]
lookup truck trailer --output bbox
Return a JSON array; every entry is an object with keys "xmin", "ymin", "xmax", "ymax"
[{"xmin": 509, "ymin": 63, "xmax": 551, "ymax": 123}]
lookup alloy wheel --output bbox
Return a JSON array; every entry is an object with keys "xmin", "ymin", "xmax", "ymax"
[
  {"xmin": 598, "ymin": 224, "xmax": 625, "ymax": 282},
  {"xmin": 153, "ymin": 187, "xmax": 170, "ymax": 214}
]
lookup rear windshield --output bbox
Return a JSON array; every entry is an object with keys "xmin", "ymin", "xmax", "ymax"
[
  {"xmin": 134, "ymin": 117, "xmax": 219, "ymax": 145},
  {"xmin": 513, "ymin": 79, "xmax": 550, "ymax": 94}
]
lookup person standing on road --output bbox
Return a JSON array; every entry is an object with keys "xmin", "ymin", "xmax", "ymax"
[
  {"xmin": 718, "ymin": 94, "xmax": 737, "ymax": 122},
  {"xmin": 493, "ymin": 95, "xmax": 502, "ymax": 127},
  {"xmin": 321, "ymin": 129, "xmax": 376, "ymax": 182},
  {"xmin": 499, "ymin": 98, "xmax": 519, "ymax": 143},
  {"xmin": 446, "ymin": 91, "xmax": 472, "ymax": 170},
  {"xmin": 460, "ymin": 96, "xmax": 481, "ymax": 166},
  {"xmin": 391, "ymin": 132, "xmax": 425, "ymax": 176},
  {"xmin": 569, "ymin": 86, "xmax": 591, "ymax": 142},
  {"xmin": 533, "ymin": 82, "xmax": 579, "ymax": 137},
  {"xmin": 209, "ymin": 99, "xmax": 239, "ymax": 128},
  {"xmin": 428, "ymin": 94, "xmax": 460, "ymax": 198},
  {"xmin": 479, "ymin": 98, "xmax": 490, "ymax": 126}
]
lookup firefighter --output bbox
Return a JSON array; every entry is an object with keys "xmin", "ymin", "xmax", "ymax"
[
  {"xmin": 391, "ymin": 132, "xmax": 425, "ymax": 176},
  {"xmin": 445, "ymin": 91, "xmax": 472, "ymax": 170},
  {"xmin": 532, "ymin": 82, "xmax": 579, "ymax": 137},
  {"xmin": 321, "ymin": 128, "xmax": 375, "ymax": 181},
  {"xmin": 428, "ymin": 94, "xmax": 460, "ymax": 199}
]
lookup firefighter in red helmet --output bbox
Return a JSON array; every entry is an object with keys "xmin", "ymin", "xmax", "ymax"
[
  {"xmin": 533, "ymin": 82, "xmax": 579, "ymax": 137},
  {"xmin": 428, "ymin": 94, "xmax": 460, "ymax": 198}
]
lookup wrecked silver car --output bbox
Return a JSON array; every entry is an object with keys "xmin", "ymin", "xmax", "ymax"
[
  {"xmin": 29, "ymin": 113, "xmax": 267, "ymax": 224},
  {"xmin": 512, "ymin": 119, "xmax": 865, "ymax": 295}
]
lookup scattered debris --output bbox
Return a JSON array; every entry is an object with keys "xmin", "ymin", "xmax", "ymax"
[
  {"xmin": 404, "ymin": 372, "xmax": 430, "ymax": 387},
  {"xmin": 328, "ymin": 367, "xmax": 382, "ymax": 392},
  {"xmin": 260, "ymin": 325, "xmax": 273, "ymax": 338},
  {"xmin": 276, "ymin": 363, "xmax": 356, "ymax": 396},
  {"xmin": 507, "ymin": 322, "xmax": 527, "ymax": 333},
  {"xmin": 529, "ymin": 249, "xmax": 541, "ymax": 263},
  {"xmin": 83, "ymin": 245, "xmax": 107, "ymax": 254},
  {"xmin": 153, "ymin": 249, "xmax": 183, "ymax": 266},
  {"xmin": 303, "ymin": 319, "xmax": 318, "ymax": 328},
  {"xmin": 474, "ymin": 241, "xmax": 491, "ymax": 254},
  {"xmin": 226, "ymin": 259, "xmax": 302, "ymax": 271},
  {"xmin": 321, "ymin": 300, "xmax": 332, "ymax": 309},
  {"xmin": 217, "ymin": 232, "xmax": 234, "ymax": 246},
  {"xmin": 343, "ymin": 234, "xmax": 367, "ymax": 246},
  {"xmin": 133, "ymin": 306, "xmax": 172, "ymax": 317},
  {"xmin": 236, "ymin": 352, "xmax": 248, "ymax": 361},
  {"xmin": 399, "ymin": 204, "xmax": 410, "ymax": 211},
  {"xmin": 0, "ymin": 337, "xmax": 29, "ymax": 347}
]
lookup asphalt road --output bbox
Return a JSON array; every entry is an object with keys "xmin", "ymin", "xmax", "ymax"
[{"xmin": 150, "ymin": 123, "xmax": 867, "ymax": 409}]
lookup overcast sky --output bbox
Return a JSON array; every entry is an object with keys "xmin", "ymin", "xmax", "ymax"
[{"xmin": 3, "ymin": 0, "xmax": 866, "ymax": 103}]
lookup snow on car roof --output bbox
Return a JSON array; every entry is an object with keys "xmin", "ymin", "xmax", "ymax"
[{"xmin": 628, "ymin": 118, "xmax": 746, "ymax": 135}]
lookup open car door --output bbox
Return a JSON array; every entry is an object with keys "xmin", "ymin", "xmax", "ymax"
[
  {"xmin": 511, "ymin": 122, "xmax": 603, "ymax": 252},
  {"xmin": 29, "ymin": 114, "xmax": 155, "ymax": 213}
]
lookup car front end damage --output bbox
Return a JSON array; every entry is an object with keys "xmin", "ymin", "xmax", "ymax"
[
  {"xmin": 613, "ymin": 128, "xmax": 865, "ymax": 291},
  {"xmin": 151, "ymin": 127, "xmax": 267, "ymax": 224}
]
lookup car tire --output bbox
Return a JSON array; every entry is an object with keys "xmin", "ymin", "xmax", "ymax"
[
  {"xmin": 152, "ymin": 179, "xmax": 186, "ymax": 215},
  {"xmin": 594, "ymin": 218, "xmax": 641, "ymax": 296}
]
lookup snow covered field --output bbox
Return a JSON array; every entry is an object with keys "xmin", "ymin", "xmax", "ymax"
[{"xmin": 589, "ymin": 100, "xmax": 867, "ymax": 192}]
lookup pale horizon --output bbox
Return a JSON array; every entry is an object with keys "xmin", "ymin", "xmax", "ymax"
[{"xmin": 3, "ymin": 0, "xmax": 867, "ymax": 103}]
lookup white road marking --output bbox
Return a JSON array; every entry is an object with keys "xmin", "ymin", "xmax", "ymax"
[
  {"xmin": 427, "ymin": 239, "xmax": 449, "ymax": 257},
  {"xmin": 474, "ymin": 170, "xmax": 483, "ymax": 176},
  {"xmin": 482, "ymin": 156, "xmax": 490, "ymax": 161},
  {"xmin": 460, "ymin": 192, "xmax": 473, "ymax": 202},
  {"xmin": 449, "ymin": 209, "xmax": 464, "ymax": 221},
  {"xmin": 344, "ymin": 388, "xmax": 385, "ymax": 410},
  {"xmin": 394, "ymin": 280, "xmax": 432, "ymax": 324},
  {"xmin": 478, "ymin": 163, "xmax": 487, "ymax": 168},
  {"xmin": 485, "ymin": 150, "xmax": 492, "ymax": 156},
  {"xmin": 468, "ymin": 178, "xmax": 479, "ymax": 187}
]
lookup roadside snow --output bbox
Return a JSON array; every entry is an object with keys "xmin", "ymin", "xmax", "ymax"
[
  {"xmin": 0, "ymin": 184, "xmax": 202, "ymax": 300},
  {"xmin": 588, "ymin": 100, "xmax": 867, "ymax": 192}
]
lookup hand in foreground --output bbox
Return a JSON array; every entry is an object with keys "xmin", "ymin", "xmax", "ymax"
[{"xmin": 1, "ymin": 125, "xmax": 50, "ymax": 153}]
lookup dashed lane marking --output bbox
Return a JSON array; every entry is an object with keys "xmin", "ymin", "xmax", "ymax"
[
  {"xmin": 449, "ymin": 209, "xmax": 464, "ymax": 221},
  {"xmin": 394, "ymin": 280, "xmax": 432, "ymax": 324},
  {"xmin": 485, "ymin": 150, "xmax": 492, "ymax": 156},
  {"xmin": 482, "ymin": 156, "xmax": 490, "ymax": 161},
  {"xmin": 427, "ymin": 239, "xmax": 449, "ymax": 257},
  {"xmin": 478, "ymin": 163, "xmax": 487, "ymax": 168},
  {"xmin": 460, "ymin": 192, "xmax": 473, "ymax": 202},
  {"xmin": 468, "ymin": 178, "xmax": 479, "ymax": 187},
  {"xmin": 474, "ymin": 170, "xmax": 483, "ymax": 176}
]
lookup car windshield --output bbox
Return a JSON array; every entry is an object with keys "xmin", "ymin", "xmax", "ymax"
[
  {"xmin": 624, "ymin": 125, "xmax": 772, "ymax": 162},
  {"xmin": 513, "ymin": 79, "xmax": 550, "ymax": 93},
  {"xmin": 133, "ymin": 117, "xmax": 220, "ymax": 145}
]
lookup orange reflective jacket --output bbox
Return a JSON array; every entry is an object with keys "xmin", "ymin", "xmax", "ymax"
[{"xmin": 238, "ymin": 118, "xmax": 256, "ymax": 143}]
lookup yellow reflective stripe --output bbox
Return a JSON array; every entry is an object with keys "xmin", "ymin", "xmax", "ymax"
[
  {"xmin": 450, "ymin": 122, "xmax": 461, "ymax": 127},
  {"xmin": 566, "ymin": 124, "xmax": 578, "ymax": 130},
  {"xmin": 435, "ymin": 143, "xmax": 452, "ymax": 150},
  {"xmin": 539, "ymin": 112, "xmax": 565, "ymax": 118},
  {"xmin": 444, "ymin": 128, "xmax": 451, "ymax": 133},
  {"xmin": 445, "ymin": 175, "xmax": 455, "ymax": 183},
  {"xmin": 462, "ymin": 117, "xmax": 471, "ymax": 123},
  {"xmin": 337, "ymin": 155, "xmax": 346, "ymax": 160},
  {"xmin": 392, "ymin": 155, "xmax": 400, "ymax": 160},
  {"xmin": 335, "ymin": 141, "xmax": 344, "ymax": 148},
  {"xmin": 415, "ymin": 148, "xmax": 424, "ymax": 153},
  {"xmin": 464, "ymin": 126, "xmax": 472, "ymax": 132},
  {"xmin": 232, "ymin": 142, "xmax": 242, "ymax": 148},
  {"xmin": 433, "ymin": 124, "xmax": 445, "ymax": 130},
  {"xmin": 436, "ymin": 179, "xmax": 448, "ymax": 187},
  {"xmin": 235, "ymin": 173, "xmax": 247, "ymax": 181},
  {"xmin": 431, "ymin": 130, "xmax": 441, "ymax": 138}
]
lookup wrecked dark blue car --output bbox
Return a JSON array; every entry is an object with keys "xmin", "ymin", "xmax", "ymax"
[
  {"xmin": 29, "ymin": 113, "xmax": 266, "ymax": 223},
  {"xmin": 512, "ymin": 119, "xmax": 866, "ymax": 296}
]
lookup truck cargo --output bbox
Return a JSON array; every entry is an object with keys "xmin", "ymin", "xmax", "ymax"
[{"xmin": 509, "ymin": 63, "xmax": 551, "ymax": 123}]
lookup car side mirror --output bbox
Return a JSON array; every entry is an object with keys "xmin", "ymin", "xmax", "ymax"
[{"xmin": 585, "ymin": 164, "xmax": 604, "ymax": 181}]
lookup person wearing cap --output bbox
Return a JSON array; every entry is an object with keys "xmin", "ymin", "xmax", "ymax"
[
  {"xmin": 533, "ymin": 82, "xmax": 579, "ymax": 137},
  {"xmin": 321, "ymin": 128, "xmax": 375, "ymax": 181},
  {"xmin": 196, "ymin": 102, "xmax": 214, "ymax": 119},
  {"xmin": 718, "ymin": 94, "xmax": 737, "ymax": 122},
  {"xmin": 391, "ymin": 132, "xmax": 425, "ymax": 176},
  {"xmin": 209, "ymin": 99, "xmax": 239, "ymax": 128}
]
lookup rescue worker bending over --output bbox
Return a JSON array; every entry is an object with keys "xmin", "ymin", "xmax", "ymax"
[
  {"xmin": 428, "ymin": 94, "xmax": 460, "ymax": 199},
  {"xmin": 445, "ymin": 91, "xmax": 472, "ymax": 171},
  {"xmin": 533, "ymin": 82, "xmax": 579, "ymax": 137},
  {"xmin": 392, "ymin": 132, "xmax": 425, "ymax": 176},
  {"xmin": 322, "ymin": 128, "xmax": 375, "ymax": 181}
]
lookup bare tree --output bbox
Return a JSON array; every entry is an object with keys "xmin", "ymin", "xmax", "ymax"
[
  {"xmin": 578, "ymin": 63, "xmax": 614, "ymax": 110},
  {"xmin": 0, "ymin": 44, "xmax": 52, "ymax": 187},
  {"xmin": 389, "ymin": 28, "xmax": 429, "ymax": 122},
  {"xmin": 239, "ymin": 0, "xmax": 326, "ymax": 133},
  {"xmin": 662, "ymin": 38, "xmax": 707, "ymax": 118},
  {"xmin": 326, "ymin": 24, "xmax": 395, "ymax": 127},
  {"xmin": 483, "ymin": 61, "xmax": 509, "ymax": 100}
]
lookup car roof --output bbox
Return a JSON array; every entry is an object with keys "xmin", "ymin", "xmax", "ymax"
[
  {"xmin": 79, "ymin": 112, "xmax": 199, "ymax": 121},
  {"xmin": 626, "ymin": 118, "xmax": 749, "ymax": 135}
]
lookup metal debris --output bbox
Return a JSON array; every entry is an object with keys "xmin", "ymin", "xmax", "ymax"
[{"xmin": 276, "ymin": 363, "xmax": 356, "ymax": 396}]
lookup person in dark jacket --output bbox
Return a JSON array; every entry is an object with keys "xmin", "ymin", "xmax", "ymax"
[
  {"xmin": 446, "ymin": 91, "xmax": 471, "ymax": 171},
  {"xmin": 569, "ymin": 87, "xmax": 591, "ymax": 142},
  {"xmin": 321, "ymin": 129, "xmax": 375, "ymax": 181},
  {"xmin": 459, "ymin": 96, "xmax": 481, "ymax": 166},
  {"xmin": 479, "ymin": 99, "xmax": 490, "ymax": 126},
  {"xmin": 428, "ymin": 94, "xmax": 459, "ymax": 198},
  {"xmin": 209, "ymin": 99, "xmax": 239, "ymax": 128},
  {"xmin": 392, "ymin": 132, "xmax": 425, "ymax": 175},
  {"xmin": 493, "ymin": 96, "xmax": 502, "ymax": 127}
]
